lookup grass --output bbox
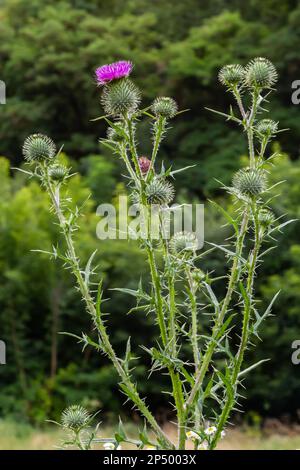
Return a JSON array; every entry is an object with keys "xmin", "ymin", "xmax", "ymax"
[{"xmin": 0, "ymin": 419, "xmax": 299, "ymax": 450}]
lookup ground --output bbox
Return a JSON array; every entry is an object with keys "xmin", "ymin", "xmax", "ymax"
[{"xmin": 0, "ymin": 420, "xmax": 299, "ymax": 450}]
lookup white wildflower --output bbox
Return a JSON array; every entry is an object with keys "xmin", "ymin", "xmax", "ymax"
[
  {"xmin": 186, "ymin": 430, "xmax": 199, "ymax": 440},
  {"xmin": 103, "ymin": 442, "xmax": 115, "ymax": 450},
  {"xmin": 204, "ymin": 425, "xmax": 217, "ymax": 436}
]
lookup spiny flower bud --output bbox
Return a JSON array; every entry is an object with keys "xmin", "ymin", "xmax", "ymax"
[
  {"xmin": 255, "ymin": 119, "xmax": 278, "ymax": 139},
  {"xmin": 170, "ymin": 231, "xmax": 198, "ymax": 256},
  {"xmin": 138, "ymin": 156, "xmax": 152, "ymax": 175},
  {"xmin": 232, "ymin": 168, "xmax": 267, "ymax": 197},
  {"xmin": 23, "ymin": 134, "xmax": 56, "ymax": 162},
  {"xmin": 218, "ymin": 64, "xmax": 245, "ymax": 87},
  {"xmin": 245, "ymin": 57, "xmax": 278, "ymax": 89},
  {"xmin": 191, "ymin": 268, "xmax": 206, "ymax": 283},
  {"xmin": 145, "ymin": 178, "xmax": 175, "ymax": 205},
  {"xmin": 258, "ymin": 208, "xmax": 276, "ymax": 228},
  {"xmin": 48, "ymin": 164, "xmax": 69, "ymax": 182},
  {"xmin": 61, "ymin": 405, "xmax": 91, "ymax": 431},
  {"xmin": 151, "ymin": 97, "xmax": 178, "ymax": 119},
  {"xmin": 101, "ymin": 78, "xmax": 141, "ymax": 115}
]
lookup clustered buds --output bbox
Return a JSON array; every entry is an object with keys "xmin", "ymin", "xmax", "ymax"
[
  {"xmin": 101, "ymin": 79, "xmax": 141, "ymax": 116},
  {"xmin": 61, "ymin": 405, "xmax": 91, "ymax": 431},
  {"xmin": 145, "ymin": 177, "xmax": 175, "ymax": 205},
  {"xmin": 218, "ymin": 64, "xmax": 245, "ymax": 87},
  {"xmin": 256, "ymin": 119, "xmax": 278, "ymax": 139},
  {"xmin": 170, "ymin": 231, "xmax": 198, "ymax": 257},
  {"xmin": 151, "ymin": 97, "xmax": 178, "ymax": 119},
  {"xmin": 232, "ymin": 168, "xmax": 267, "ymax": 197},
  {"xmin": 22, "ymin": 134, "xmax": 71, "ymax": 187},
  {"xmin": 245, "ymin": 57, "xmax": 278, "ymax": 89},
  {"xmin": 22, "ymin": 134, "xmax": 56, "ymax": 162},
  {"xmin": 219, "ymin": 57, "xmax": 278, "ymax": 90},
  {"xmin": 138, "ymin": 156, "xmax": 152, "ymax": 175}
]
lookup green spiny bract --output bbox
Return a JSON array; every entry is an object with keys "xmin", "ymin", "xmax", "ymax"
[
  {"xmin": 232, "ymin": 168, "xmax": 267, "ymax": 197},
  {"xmin": 190, "ymin": 268, "xmax": 206, "ymax": 283},
  {"xmin": 218, "ymin": 64, "xmax": 245, "ymax": 87},
  {"xmin": 48, "ymin": 164, "xmax": 69, "ymax": 182},
  {"xmin": 258, "ymin": 208, "xmax": 276, "ymax": 228},
  {"xmin": 101, "ymin": 78, "xmax": 141, "ymax": 115},
  {"xmin": 151, "ymin": 97, "xmax": 178, "ymax": 119},
  {"xmin": 255, "ymin": 119, "xmax": 278, "ymax": 139},
  {"xmin": 170, "ymin": 231, "xmax": 198, "ymax": 256},
  {"xmin": 61, "ymin": 405, "xmax": 91, "ymax": 431},
  {"xmin": 245, "ymin": 57, "xmax": 278, "ymax": 89},
  {"xmin": 106, "ymin": 121, "xmax": 126, "ymax": 143},
  {"xmin": 145, "ymin": 178, "xmax": 175, "ymax": 205},
  {"xmin": 22, "ymin": 134, "xmax": 56, "ymax": 162}
]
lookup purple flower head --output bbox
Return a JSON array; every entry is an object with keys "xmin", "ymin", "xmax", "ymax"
[
  {"xmin": 95, "ymin": 61, "xmax": 133, "ymax": 85},
  {"xmin": 138, "ymin": 156, "xmax": 152, "ymax": 175}
]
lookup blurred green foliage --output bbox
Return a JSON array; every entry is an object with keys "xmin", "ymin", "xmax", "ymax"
[{"xmin": 0, "ymin": 0, "xmax": 300, "ymax": 423}]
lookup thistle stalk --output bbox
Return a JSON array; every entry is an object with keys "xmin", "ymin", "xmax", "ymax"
[
  {"xmin": 185, "ymin": 267, "xmax": 201, "ymax": 431},
  {"xmin": 185, "ymin": 81, "xmax": 260, "ymax": 413},
  {"xmin": 147, "ymin": 115, "xmax": 165, "ymax": 180},
  {"xmin": 125, "ymin": 114, "xmax": 143, "ymax": 181},
  {"xmin": 210, "ymin": 205, "xmax": 262, "ymax": 449},
  {"xmin": 185, "ymin": 208, "xmax": 249, "ymax": 411}
]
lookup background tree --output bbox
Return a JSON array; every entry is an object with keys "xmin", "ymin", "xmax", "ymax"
[{"xmin": 0, "ymin": 0, "xmax": 300, "ymax": 423}]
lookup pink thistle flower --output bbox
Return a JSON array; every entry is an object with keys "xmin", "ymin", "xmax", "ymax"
[
  {"xmin": 95, "ymin": 61, "xmax": 133, "ymax": 85},
  {"xmin": 138, "ymin": 156, "xmax": 152, "ymax": 175}
]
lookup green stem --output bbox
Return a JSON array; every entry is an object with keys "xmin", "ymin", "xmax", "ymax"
[
  {"xmin": 119, "ymin": 142, "xmax": 139, "ymax": 186},
  {"xmin": 247, "ymin": 90, "xmax": 259, "ymax": 168},
  {"xmin": 185, "ymin": 88, "xmax": 261, "ymax": 413},
  {"xmin": 233, "ymin": 86, "xmax": 258, "ymax": 169},
  {"xmin": 232, "ymin": 86, "xmax": 247, "ymax": 121},
  {"xmin": 125, "ymin": 115, "xmax": 142, "ymax": 180},
  {"xmin": 146, "ymin": 244, "xmax": 168, "ymax": 346},
  {"xmin": 185, "ymin": 209, "xmax": 249, "ymax": 411},
  {"xmin": 125, "ymin": 118, "xmax": 184, "ymax": 448},
  {"xmin": 170, "ymin": 369, "xmax": 186, "ymax": 449},
  {"xmin": 146, "ymin": 116, "xmax": 165, "ymax": 181},
  {"xmin": 145, "ymin": 207, "xmax": 185, "ymax": 449},
  {"xmin": 168, "ymin": 272, "xmax": 186, "ymax": 449},
  {"xmin": 168, "ymin": 274, "xmax": 177, "ymax": 356},
  {"xmin": 210, "ymin": 206, "xmax": 261, "ymax": 449},
  {"xmin": 186, "ymin": 268, "xmax": 201, "ymax": 430}
]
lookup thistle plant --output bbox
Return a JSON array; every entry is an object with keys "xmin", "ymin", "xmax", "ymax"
[{"xmin": 21, "ymin": 58, "xmax": 292, "ymax": 450}]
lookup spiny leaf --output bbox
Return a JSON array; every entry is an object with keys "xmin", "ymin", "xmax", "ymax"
[
  {"xmin": 84, "ymin": 250, "xmax": 97, "ymax": 287},
  {"xmin": 203, "ymin": 282, "xmax": 220, "ymax": 314},
  {"xmin": 205, "ymin": 106, "xmax": 242, "ymax": 125},
  {"xmin": 209, "ymin": 200, "xmax": 239, "ymax": 235},
  {"xmin": 268, "ymin": 218, "xmax": 297, "ymax": 235},
  {"xmin": 252, "ymin": 290, "xmax": 280, "ymax": 334},
  {"xmin": 238, "ymin": 358, "xmax": 270, "ymax": 378},
  {"xmin": 207, "ymin": 242, "xmax": 246, "ymax": 263},
  {"xmin": 169, "ymin": 164, "xmax": 197, "ymax": 177}
]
